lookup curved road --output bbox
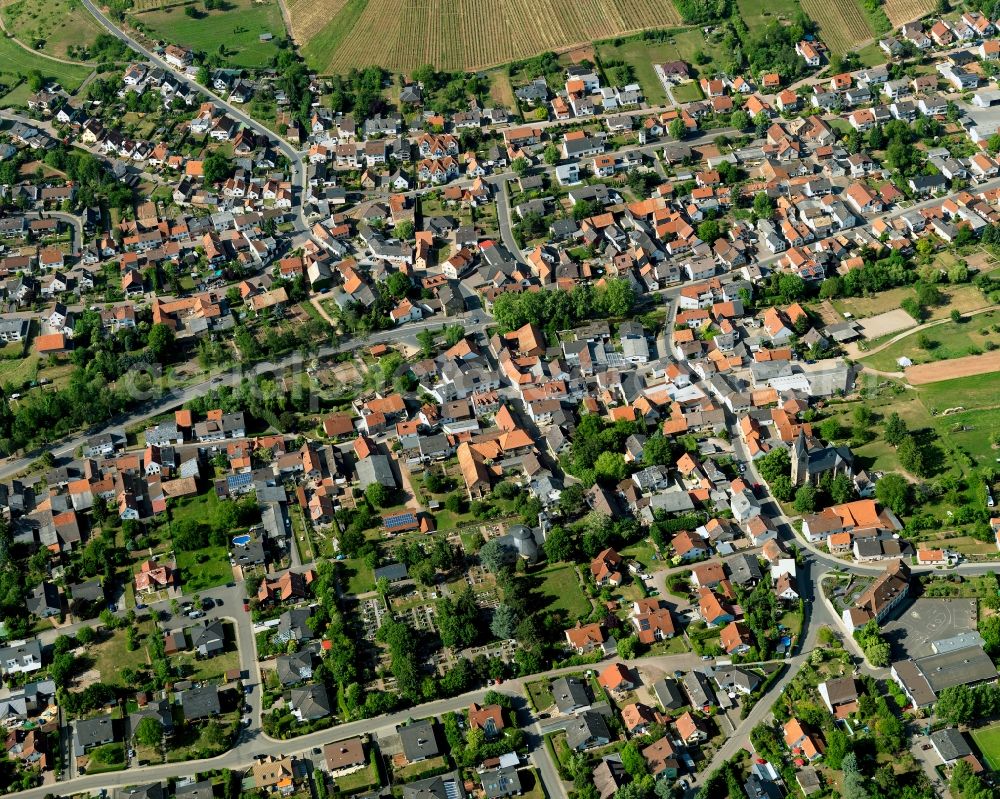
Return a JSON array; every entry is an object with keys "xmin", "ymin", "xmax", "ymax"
[{"xmin": 79, "ymin": 0, "xmax": 314, "ymax": 243}]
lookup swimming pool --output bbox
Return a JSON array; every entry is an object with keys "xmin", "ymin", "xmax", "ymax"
[{"xmin": 232, "ymin": 534, "xmax": 251, "ymax": 547}]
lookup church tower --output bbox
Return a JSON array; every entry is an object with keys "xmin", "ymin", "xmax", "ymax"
[{"xmin": 791, "ymin": 429, "xmax": 809, "ymax": 486}]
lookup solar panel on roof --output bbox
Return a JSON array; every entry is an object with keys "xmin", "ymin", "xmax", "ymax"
[{"xmin": 383, "ymin": 512, "xmax": 417, "ymax": 527}]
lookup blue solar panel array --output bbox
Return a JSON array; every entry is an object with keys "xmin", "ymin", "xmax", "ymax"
[
  {"xmin": 384, "ymin": 512, "xmax": 417, "ymax": 528},
  {"xmin": 226, "ymin": 472, "xmax": 253, "ymax": 490}
]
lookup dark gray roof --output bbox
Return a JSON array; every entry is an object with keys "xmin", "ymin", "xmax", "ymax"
[
  {"xmin": 931, "ymin": 728, "xmax": 972, "ymax": 762},
  {"xmin": 277, "ymin": 607, "xmax": 315, "ymax": 641},
  {"xmin": 401, "ymin": 772, "xmax": 460, "ymax": 799},
  {"xmin": 682, "ymin": 669, "xmax": 716, "ymax": 708},
  {"xmin": 290, "ymin": 683, "xmax": 331, "ymax": 720},
  {"xmin": 481, "ymin": 766, "xmax": 522, "ymax": 799},
  {"xmin": 566, "ymin": 710, "xmax": 610, "ymax": 750},
  {"xmin": 398, "ymin": 719, "xmax": 440, "ymax": 761},
  {"xmin": 727, "ymin": 554, "xmax": 763, "ymax": 586},
  {"xmin": 27, "ymin": 581, "xmax": 60, "ymax": 617},
  {"xmin": 129, "ymin": 699, "xmax": 174, "ymax": 735},
  {"xmin": 174, "ymin": 780, "xmax": 215, "ymax": 799},
  {"xmin": 652, "ymin": 677, "xmax": 686, "ymax": 710},
  {"xmin": 76, "ymin": 713, "xmax": 116, "ymax": 748},
  {"xmin": 180, "ymin": 685, "xmax": 221, "ymax": 720},
  {"xmin": 120, "ymin": 784, "xmax": 164, "ymax": 799},
  {"xmin": 552, "ymin": 676, "xmax": 591, "ymax": 713},
  {"xmin": 276, "ymin": 651, "xmax": 314, "ymax": 686}
]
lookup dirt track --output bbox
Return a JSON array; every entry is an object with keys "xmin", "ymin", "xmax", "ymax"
[{"xmin": 905, "ymin": 349, "xmax": 1000, "ymax": 384}]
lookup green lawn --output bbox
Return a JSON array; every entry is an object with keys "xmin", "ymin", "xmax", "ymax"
[
  {"xmin": 334, "ymin": 761, "xmax": 379, "ymax": 792},
  {"xmin": 393, "ymin": 754, "xmax": 447, "ymax": 782},
  {"xmin": 917, "ymin": 371, "xmax": 1000, "ymax": 413},
  {"xmin": 85, "ymin": 742, "xmax": 127, "ymax": 773},
  {"xmin": 0, "ymin": 35, "xmax": 93, "ymax": 93},
  {"xmin": 526, "ymin": 679, "xmax": 555, "ymax": 711},
  {"xmin": 299, "ymin": 0, "xmax": 367, "ymax": 73},
  {"xmin": 929, "ymin": 407, "xmax": 1000, "ymax": 472},
  {"xmin": 532, "ymin": 564, "xmax": 590, "ymax": 622},
  {"xmin": 972, "ymin": 724, "xmax": 1000, "ymax": 771},
  {"xmin": 341, "ymin": 557, "xmax": 375, "ymax": 595},
  {"xmin": 736, "ymin": 0, "xmax": 803, "ymax": 31},
  {"xmin": 671, "ymin": 81, "xmax": 703, "ymax": 103},
  {"xmin": 176, "ymin": 546, "xmax": 231, "ymax": 593},
  {"xmin": 861, "ymin": 310, "xmax": 1000, "ymax": 372},
  {"xmin": 134, "ymin": 0, "xmax": 284, "ymax": 69},
  {"xmin": 596, "ymin": 30, "xmax": 727, "ymax": 105},
  {"xmin": 87, "ymin": 621, "xmax": 156, "ymax": 686},
  {"xmin": 0, "ymin": 353, "xmax": 40, "ymax": 391},
  {"xmin": 1, "ymin": 0, "xmax": 106, "ymax": 61}
]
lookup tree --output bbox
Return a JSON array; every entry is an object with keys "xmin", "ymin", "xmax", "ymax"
[
  {"xmin": 619, "ymin": 740, "xmax": 649, "ymax": 779},
  {"xmin": 697, "ymin": 219, "xmax": 721, "ymax": 243},
  {"xmin": 147, "ymin": 323, "xmax": 176, "ymax": 362},
  {"xmin": 753, "ymin": 192, "xmax": 774, "ymax": 220},
  {"xmin": 594, "ymin": 451, "xmax": 627, "ymax": 483},
  {"xmin": 793, "ymin": 484, "xmax": 817, "ymax": 513},
  {"xmin": 771, "ymin": 475, "xmax": 794, "ymax": 502},
  {"xmin": 884, "ymin": 412, "xmax": 908, "ymax": 446},
  {"xmin": 824, "ymin": 725, "xmax": 850, "ymax": 770},
  {"xmin": 393, "ymin": 220, "xmax": 414, "ymax": 241},
  {"xmin": 853, "ymin": 405, "xmax": 873, "ymax": 429},
  {"xmin": 543, "ymin": 525, "xmax": 578, "ymax": 562},
  {"xmin": 642, "ymin": 434, "xmax": 673, "ymax": 467},
  {"xmin": 841, "ymin": 752, "xmax": 869, "ymax": 799},
  {"xmin": 544, "ymin": 143, "xmax": 560, "ymax": 165},
  {"xmin": 134, "ymin": 717, "xmax": 163, "ymax": 747},
  {"xmin": 897, "ymin": 434, "xmax": 927, "ymax": 477},
  {"xmin": 375, "ymin": 576, "xmax": 391, "ymax": 599},
  {"xmin": 479, "ymin": 539, "xmax": 517, "ymax": 573},
  {"xmin": 830, "ymin": 473, "xmax": 855, "ymax": 505},
  {"xmin": 386, "ymin": 271, "xmax": 411, "ymax": 299},
  {"xmin": 875, "ymin": 473, "xmax": 911, "ymax": 515},
  {"xmin": 76, "ymin": 626, "xmax": 96, "ymax": 646},
  {"xmin": 818, "ymin": 417, "xmax": 841, "ymax": 442},
  {"xmin": 365, "ymin": 482, "xmax": 389, "ymax": 508},
  {"xmin": 669, "ymin": 117, "xmax": 686, "ymax": 140},
  {"xmin": 511, "ymin": 158, "xmax": 528, "ymax": 176},
  {"xmin": 731, "ymin": 110, "xmax": 750, "ymax": 130},
  {"xmin": 936, "ymin": 684, "xmax": 976, "ymax": 725},
  {"xmin": 490, "ymin": 603, "xmax": 519, "ymax": 640},
  {"xmin": 202, "ymin": 151, "xmax": 233, "ymax": 184}
]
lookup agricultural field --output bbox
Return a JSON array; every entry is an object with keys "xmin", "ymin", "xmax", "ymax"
[
  {"xmin": 1, "ymin": 0, "xmax": 105, "ymax": 60},
  {"xmin": 132, "ymin": 0, "xmax": 284, "ymax": 69},
  {"xmin": 833, "ymin": 283, "xmax": 993, "ymax": 322},
  {"xmin": 860, "ymin": 309, "xmax": 1000, "ymax": 372},
  {"xmin": 0, "ymin": 35, "xmax": 93, "ymax": 96},
  {"xmin": 799, "ymin": 0, "xmax": 874, "ymax": 54},
  {"xmin": 917, "ymin": 371, "xmax": 1000, "ymax": 414},
  {"xmin": 972, "ymin": 724, "xmax": 1000, "ymax": 772},
  {"xmin": 296, "ymin": 0, "xmax": 683, "ymax": 73},
  {"xmin": 881, "ymin": 0, "xmax": 935, "ymax": 26},
  {"xmin": 596, "ymin": 29, "xmax": 727, "ymax": 105},
  {"xmin": 736, "ymin": 0, "xmax": 804, "ymax": 32},
  {"xmin": 919, "ymin": 372, "xmax": 1000, "ymax": 471}
]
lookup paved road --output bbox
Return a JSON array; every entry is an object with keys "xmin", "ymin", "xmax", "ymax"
[
  {"xmin": 9, "ymin": 649, "xmax": 706, "ymax": 799},
  {"xmin": 497, "ymin": 178, "xmax": 529, "ymax": 267}
]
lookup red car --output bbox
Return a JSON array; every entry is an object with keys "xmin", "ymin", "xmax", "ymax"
[{"xmin": 243, "ymin": 599, "xmax": 250, "ymax": 612}]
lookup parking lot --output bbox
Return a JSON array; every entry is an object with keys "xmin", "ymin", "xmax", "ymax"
[{"xmin": 882, "ymin": 598, "xmax": 977, "ymax": 659}]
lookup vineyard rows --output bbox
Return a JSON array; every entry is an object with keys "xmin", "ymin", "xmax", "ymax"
[
  {"xmin": 300, "ymin": 0, "xmax": 684, "ymax": 73},
  {"xmin": 882, "ymin": 0, "xmax": 934, "ymax": 26},
  {"xmin": 800, "ymin": 0, "xmax": 874, "ymax": 54}
]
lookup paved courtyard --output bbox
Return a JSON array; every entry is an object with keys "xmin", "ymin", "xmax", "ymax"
[{"xmin": 882, "ymin": 598, "xmax": 977, "ymax": 659}]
